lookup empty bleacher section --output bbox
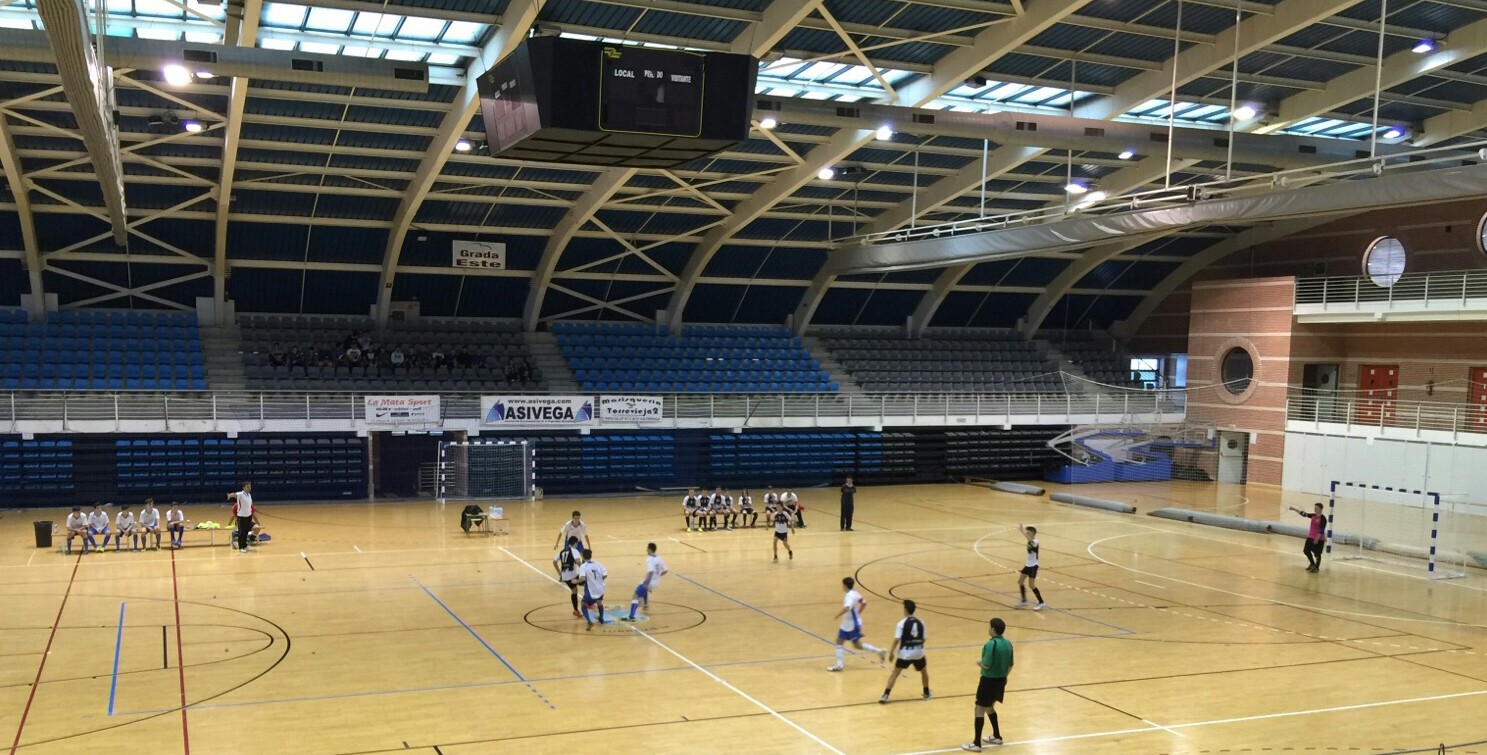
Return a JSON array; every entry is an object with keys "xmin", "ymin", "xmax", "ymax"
[
  {"xmin": 239, "ymin": 315, "xmax": 544, "ymax": 392},
  {"xmin": 502, "ymin": 427, "xmax": 1059, "ymax": 496},
  {"xmin": 816, "ymin": 327, "xmax": 1062, "ymax": 393},
  {"xmin": 1049, "ymin": 331, "xmax": 1144, "ymax": 389},
  {"xmin": 0, "ymin": 433, "xmax": 366, "ymax": 506},
  {"xmin": 553, "ymin": 322, "xmax": 837, "ymax": 393},
  {"xmin": 0, "ymin": 309, "xmax": 206, "ymax": 391}
]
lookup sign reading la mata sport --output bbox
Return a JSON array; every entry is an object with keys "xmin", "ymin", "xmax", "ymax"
[{"xmin": 481, "ymin": 396, "xmax": 595, "ymax": 425}]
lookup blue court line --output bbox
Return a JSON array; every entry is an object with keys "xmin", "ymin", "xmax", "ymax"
[
  {"xmin": 675, "ymin": 573, "xmax": 839, "ymax": 646},
  {"xmin": 410, "ymin": 575, "xmax": 555, "ymax": 709},
  {"xmin": 905, "ymin": 564, "xmax": 1136, "ymax": 636},
  {"xmin": 107, "ymin": 601, "xmax": 125, "ymax": 716}
]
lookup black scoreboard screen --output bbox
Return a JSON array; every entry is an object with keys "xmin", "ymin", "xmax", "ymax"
[
  {"xmin": 598, "ymin": 46, "xmax": 705, "ymax": 138},
  {"xmin": 475, "ymin": 49, "xmax": 541, "ymax": 154}
]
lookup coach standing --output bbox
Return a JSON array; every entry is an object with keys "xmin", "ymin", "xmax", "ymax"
[
  {"xmin": 228, "ymin": 481, "xmax": 254, "ymax": 554},
  {"xmin": 840, "ymin": 476, "xmax": 856, "ymax": 531}
]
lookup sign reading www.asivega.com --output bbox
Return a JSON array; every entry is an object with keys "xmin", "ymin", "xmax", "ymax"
[
  {"xmin": 364, "ymin": 395, "xmax": 441, "ymax": 425},
  {"xmin": 481, "ymin": 396, "xmax": 594, "ymax": 425}
]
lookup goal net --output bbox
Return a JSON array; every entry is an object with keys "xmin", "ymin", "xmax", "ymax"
[
  {"xmin": 438, "ymin": 440, "xmax": 534, "ymax": 502},
  {"xmin": 1326, "ymin": 481, "xmax": 1468, "ymax": 580}
]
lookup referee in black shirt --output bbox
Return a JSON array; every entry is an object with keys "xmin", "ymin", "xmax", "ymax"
[{"xmin": 840, "ymin": 476, "xmax": 856, "ymax": 531}]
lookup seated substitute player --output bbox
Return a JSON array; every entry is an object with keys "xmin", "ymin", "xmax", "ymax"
[
  {"xmin": 139, "ymin": 498, "xmax": 162, "ymax": 551},
  {"xmin": 65, "ymin": 506, "xmax": 91, "ymax": 555},
  {"xmin": 165, "ymin": 502, "xmax": 187, "ymax": 549},
  {"xmin": 88, "ymin": 503, "xmax": 112, "ymax": 552},
  {"xmin": 706, "ymin": 487, "xmax": 726, "ymax": 531},
  {"xmin": 771, "ymin": 504, "xmax": 794, "ymax": 562},
  {"xmin": 763, "ymin": 486, "xmax": 781, "ymax": 515},
  {"xmin": 1015, "ymin": 524, "xmax": 1046, "ymax": 610},
  {"xmin": 577, "ymin": 548, "xmax": 608, "ymax": 630},
  {"xmin": 682, "ymin": 488, "xmax": 703, "ymax": 532},
  {"xmin": 717, "ymin": 488, "xmax": 737, "ymax": 531},
  {"xmin": 114, "ymin": 505, "xmax": 138, "ymax": 552},
  {"xmin": 783, "ymin": 488, "xmax": 806, "ymax": 528},
  {"xmin": 828, "ymin": 576, "xmax": 886, "ymax": 671},
  {"xmin": 881, "ymin": 599, "xmax": 930, "ymax": 703},
  {"xmin": 553, "ymin": 536, "xmax": 585, "ymax": 618},
  {"xmin": 621, "ymin": 542, "xmax": 668, "ymax": 622},
  {"xmin": 738, "ymin": 489, "xmax": 757, "ymax": 528}
]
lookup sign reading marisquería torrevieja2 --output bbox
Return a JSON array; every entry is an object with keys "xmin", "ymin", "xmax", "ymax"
[{"xmin": 481, "ymin": 396, "xmax": 594, "ymax": 425}]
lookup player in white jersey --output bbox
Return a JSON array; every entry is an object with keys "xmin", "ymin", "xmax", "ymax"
[
  {"xmin": 783, "ymin": 489, "xmax": 806, "ymax": 528},
  {"xmin": 622, "ymin": 542, "xmax": 668, "ymax": 622},
  {"xmin": 880, "ymin": 599, "xmax": 931, "ymax": 703},
  {"xmin": 577, "ymin": 548, "xmax": 608, "ymax": 630},
  {"xmin": 682, "ymin": 489, "xmax": 703, "ymax": 532},
  {"xmin": 763, "ymin": 486, "xmax": 781, "ymax": 515},
  {"xmin": 114, "ymin": 506, "xmax": 139, "ymax": 552},
  {"xmin": 554, "ymin": 511, "xmax": 591, "ymax": 551},
  {"xmin": 704, "ymin": 487, "xmax": 724, "ymax": 531},
  {"xmin": 88, "ymin": 503, "xmax": 112, "ymax": 552},
  {"xmin": 717, "ymin": 489, "xmax": 736, "ymax": 530},
  {"xmin": 64, "ymin": 506, "xmax": 90, "ymax": 555},
  {"xmin": 771, "ymin": 506, "xmax": 794, "ymax": 562},
  {"xmin": 553, "ymin": 536, "xmax": 585, "ymax": 618},
  {"xmin": 139, "ymin": 498, "xmax": 162, "ymax": 551},
  {"xmin": 738, "ymin": 490, "xmax": 757, "ymax": 528},
  {"xmin": 228, "ymin": 482, "xmax": 254, "ymax": 553},
  {"xmin": 1015, "ymin": 524, "xmax": 1046, "ymax": 610},
  {"xmin": 828, "ymin": 576, "xmax": 886, "ymax": 671},
  {"xmin": 165, "ymin": 502, "xmax": 187, "ymax": 548}
]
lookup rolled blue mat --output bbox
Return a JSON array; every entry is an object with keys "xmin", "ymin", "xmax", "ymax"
[
  {"xmin": 991, "ymin": 481, "xmax": 1046, "ymax": 496},
  {"xmin": 1051, "ymin": 492, "xmax": 1136, "ymax": 514}
]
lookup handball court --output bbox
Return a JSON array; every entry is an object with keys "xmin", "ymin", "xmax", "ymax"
[{"xmin": 1, "ymin": 482, "xmax": 1485, "ymax": 755}]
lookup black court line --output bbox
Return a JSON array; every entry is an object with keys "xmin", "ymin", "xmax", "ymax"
[
  {"xmin": 669, "ymin": 539, "xmax": 706, "ymax": 553},
  {"xmin": 162, "ymin": 625, "xmax": 168, "ymax": 669},
  {"xmin": 1060, "ymin": 686, "xmax": 1149, "ymax": 723},
  {"xmin": 304, "ymin": 556, "xmax": 316, "ymax": 571}
]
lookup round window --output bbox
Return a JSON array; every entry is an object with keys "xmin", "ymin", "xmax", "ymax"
[
  {"xmin": 1221, "ymin": 347, "xmax": 1253, "ymax": 395},
  {"xmin": 1477, "ymin": 212, "xmax": 1487, "ymax": 256},
  {"xmin": 1362, "ymin": 236, "xmax": 1406, "ymax": 288}
]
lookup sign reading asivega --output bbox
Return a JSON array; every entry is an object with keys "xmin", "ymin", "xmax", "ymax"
[{"xmin": 481, "ymin": 396, "xmax": 594, "ymax": 425}]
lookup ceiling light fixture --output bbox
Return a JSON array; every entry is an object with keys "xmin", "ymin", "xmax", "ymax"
[
  {"xmin": 194, "ymin": 70, "xmax": 213, "ymax": 80},
  {"xmin": 454, "ymin": 139, "xmax": 473, "ymax": 152},
  {"xmin": 818, "ymin": 167, "xmax": 836, "ymax": 181},
  {"xmin": 1064, "ymin": 181, "xmax": 1089, "ymax": 195},
  {"xmin": 182, "ymin": 119, "xmax": 203, "ymax": 133},
  {"xmin": 1117, "ymin": 148, "xmax": 1135, "ymax": 160},
  {"xmin": 1382, "ymin": 126, "xmax": 1404, "ymax": 140},
  {"xmin": 759, "ymin": 116, "xmax": 778, "ymax": 130},
  {"xmin": 875, "ymin": 125, "xmax": 894, "ymax": 141},
  {"xmin": 1412, "ymin": 39, "xmax": 1436, "ymax": 54},
  {"xmin": 162, "ymin": 64, "xmax": 192, "ymax": 86},
  {"xmin": 1232, "ymin": 104, "xmax": 1258, "ymax": 121}
]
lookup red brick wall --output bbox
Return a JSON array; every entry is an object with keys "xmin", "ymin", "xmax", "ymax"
[
  {"xmin": 1184, "ymin": 277, "xmax": 1296, "ymax": 485},
  {"xmin": 1291, "ymin": 322, "xmax": 1487, "ymax": 407}
]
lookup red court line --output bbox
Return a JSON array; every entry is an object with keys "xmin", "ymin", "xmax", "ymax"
[
  {"xmin": 9, "ymin": 553, "xmax": 82, "ymax": 754},
  {"xmin": 170, "ymin": 549, "xmax": 191, "ymax": 754}
]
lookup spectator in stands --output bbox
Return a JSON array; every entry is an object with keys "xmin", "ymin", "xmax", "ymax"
[
  {"xmin": 268, "ymin": 342, "xmax": 287, "ymax": 367},
  {"xmin": 345, "ymin": 343, "xmax": 363, "ymax": 367},
  {"xmin": 431, "ymin": 348, "xmax": 446, "ymax": 370},
  {"xmin": 453, "ymin": 347, "xmax": 471, "ymax": 369},
  {"xmin": 288, "ymin": 345, "xmax": 306, "ymax": 370},
  {"xmin": 357, "ymin": 331, "xmax": 372, "ymax": 353},
  {"xmin": 517, "ymin": 358, "xmax": 533, "ymax": 384},
  {"xmin": 504, "ymin": 360, "xmax": 520, "ymax": 385},
  {"xmin": 390, "ymin": 347, "xmax": 405, "ymax": 370}
]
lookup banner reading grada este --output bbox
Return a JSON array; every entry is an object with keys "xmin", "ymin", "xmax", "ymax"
[
  {"xmin": 600, "ymin": 396, "xmax": 664, "ymax": 422},
  {"xmin": 481, "ymin": 396, "xmax": 594, "ymax": 425},
  {"xmin": 364, "ymin": 395, "xmax": 441, "ymax": 424}
]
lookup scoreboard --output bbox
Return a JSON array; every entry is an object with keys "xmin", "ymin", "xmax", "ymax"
[{"xmin": 598, "ymin": 46, "xmax": 705, "ymax": 138}]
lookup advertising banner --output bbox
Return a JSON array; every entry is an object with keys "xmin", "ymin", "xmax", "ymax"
[
  {"xmin": 481, "ymin": 395, "xmax": 594, "ymax": 425},
  {"xmin": 364, "ymin": 395, "xmax": 441, "ymax": 424},
  {"xmin": 600, "ymin": 395, "xmax": 664, "ymax": 422}
]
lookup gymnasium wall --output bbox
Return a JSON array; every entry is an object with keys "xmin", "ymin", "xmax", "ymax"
[
  {"xmin": 1290, "ymin": 321, "xmax": 1487, "ymax": 408},
  {"xmin": 1130, "ymin": 198, "xmax": 1487, "ymax": 355},
  {"xmin": 1182, "ymin": 277, "xmax": 1296, "ymax": 485},
  {"xmin": 1282, "ymin": 430, "xmax": 1487, "ymax": 502}
]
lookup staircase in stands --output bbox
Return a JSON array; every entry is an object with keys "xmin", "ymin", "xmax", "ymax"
[
  {"xmin": 199, "ymin": 325, "xmax": 245, "ymax": 392},
  {"xmin": 526, "ymin": 331, "xmax": 580, "ymax": 393},
  {"xmin": 801, "ymin": 335, "xmax": 864, "ymax": 396}
]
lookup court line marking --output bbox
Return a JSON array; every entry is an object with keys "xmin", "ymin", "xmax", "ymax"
[
  {"xmin": 675, "ymin": 573, "xmax": 841, "ymax": 647},
  {"xmin": 168, "ymin": 548, "xmax": 191, "ymax": 754},
  {"xmin": 411, "ymin": 575, "xmax": 555, "ymax": 710},
  {"xmin": 896, "ymin": 688, "xmax": 1487, "ymax": 754},
  {"xmin": 107, "ymin": 602, "xmax": 125, "ymax": 716},
  {"xmin": 8, "ymin": 552, "xmax": 79, "ymax": 753},
  {"xmin": 627, "ymin": 624, "xmax": 845, "ymax": 755},
  {"xmin": 498, "ymin": 546, "xmax": 563, "ymax": 587},
  {"xmin": 1134, "ymin": 581, "xmax": 1166, "ymax": 590},
  {"xmin": 904, "ymin": 563, "xmax": 1136, "ymax": 636}
]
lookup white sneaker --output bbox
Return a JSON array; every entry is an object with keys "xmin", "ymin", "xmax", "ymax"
[
  {"xmin": 961, "ymin": 744, "xmax": 982, "ymax": 752},
  {"xmin": 1033, "ymin": 602, "xmax": 1046, "ymax": 611},
  {"xmin": 1015, "ymin": 601, "xmax": 1029, "ymax": 609},
  {"xmin": 983, "ymin": 736, "xmax": 1003, "ymax": 745},
  {"xmin": 240, "ymin": 548, "xmax": 248, "ymax": 553},
  {"xmin": 826, "ymin": 665, "xmax": 843, "ymax": 672}
]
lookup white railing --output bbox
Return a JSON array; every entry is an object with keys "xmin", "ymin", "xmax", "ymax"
[
  {"xmin": 844, "ymin": 138, "xmax": 1487, "ymax": 247},
  {"xmin": 1294, "ymin": 269, "xmax": 1487, "ymax": 308},
  {"xmin": 1286, "ymin": 394, "xmax": 1487, "ymax": 436},
  {"xmin": 0, "ymin": 390, "xmax": 1184, "ymax": 433}
]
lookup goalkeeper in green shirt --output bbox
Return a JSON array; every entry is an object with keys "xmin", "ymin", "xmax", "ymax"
[{"xmin": 963, "ymin": 617, "xmax": 1013, "ymax": 750}]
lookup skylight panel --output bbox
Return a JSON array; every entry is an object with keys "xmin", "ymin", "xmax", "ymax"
[
  {"xmin": 351, "ymin": 12, "xmax": 400, "ymax": 36},
  {"xmin": 135, "ymin": 27, "xmax": 179, "ymax": 40},
  {"xmin": 0, "ymin": 18, "xmax": 33, "ymax": 29},
  {"xmin": 802, "ymin": 91, "xmax": 832, "ymax": 100},
  {"xmin": 798, "ymin": 61, "xmax": 843, "ymax": 81},
  {"xmin": 985, "ymin": 82, "xmax": 1030, "ymax": 100},
  {"xmin": 341, "ymin": 46, "xmax": 378, "ymax": 58},
  {"xmin": 835, "ymin": 94, "xmax": 863, "ymax": 102},
  {"xmin": 767, "ymin": 88, "xmax": 800, "ymax": 97},
  {"xmin": 299, "ymin": 41, "xmax": 340, "ymax": 55},
  {"xmin": 105, "ymin": 0, "xmax": 131, "ymax": 13},
  {"xmin": 305, "ymin": 7, "xmax": 354, "ymax": 32},
  {"xmin": 396, "ymin": 16, "xmax": 446, "ymax": 40},
  {"xmin": 427, "ymin": 52, "xmax": 460, "ymax": 66},
  {"xmin": 1295, "ymin": 118, "xmax": 1341, "ymax": 134},
  {"xmin": 262, "ymin": 3, "xmax": 308, "ymax": 28},
  {"xmin": 1013, "ymin": 86, "xmax": 1065, "ymax": 104},
  {"xmin": 1178, "ymin": 104, "xmax": 1226, "ymax": 120},
  {"xmin": 184, "ymin": 31, "xmax": 221, "ymax": 43},
  {"xmin": 260, "ymin": 38, "xmax": 295, "ymax": 50},
  {"xmin": 1129, "ymin": 99, "xmax": 1166, "ymax": 115},
  {"xmin": 384, "ymin": 49, "xmax": 424, "ymax": 61},
  {"xmin": 134, "ymin": 0, "xmax": 182, "ymax": 19},
  {"xmin": 831, "ymin": 65, "xmax": 875, "ymax": 85},
  {"xmin": 442, "ymin": 21, "xmax": 484, "ymax": 44}
]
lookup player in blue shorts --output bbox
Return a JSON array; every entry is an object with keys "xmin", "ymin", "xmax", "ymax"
[
  {"xmin": 622, "ymin": 542, "xmax": 668, "ymax": 622},
  {"xmin": 828, "ymin": 576, "xmax": 886, "ymax": 671},
  {"xmin": 577, "ymin": 548, "xmax": 608, "ymax": 630}
]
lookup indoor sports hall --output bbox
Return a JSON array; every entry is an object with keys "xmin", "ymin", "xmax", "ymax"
[{"xmin": 1, "ymin": 0, "xmax": 1487, "ymax": 753}]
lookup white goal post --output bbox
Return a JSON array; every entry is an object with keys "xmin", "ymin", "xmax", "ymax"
[
  {"xmin": 438, "ymin": 440, "xmax": 535, "ymax": 502},
  {"xmin": 1326, "ymin": 480, "xmax": 1467, "ymax": 580}
]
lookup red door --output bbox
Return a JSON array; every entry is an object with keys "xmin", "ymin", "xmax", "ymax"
[
  {"xmin": 1471, "ymin": 367, "xmax": 1487, "ymax": 431},
  {"xmin": 1356, "ymin": 364, "xmax": 1398, "ymax": 425}
]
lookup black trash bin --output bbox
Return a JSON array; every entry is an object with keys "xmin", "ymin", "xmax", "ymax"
[{"xmin": 34, "ymin": 521, "xmax": 53, "ymax": 549}]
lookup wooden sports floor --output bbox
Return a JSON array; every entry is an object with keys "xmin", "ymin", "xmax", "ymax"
[{"xmin": 2, "ymin": 481, "xmax": 1486, "ymax": 755}]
